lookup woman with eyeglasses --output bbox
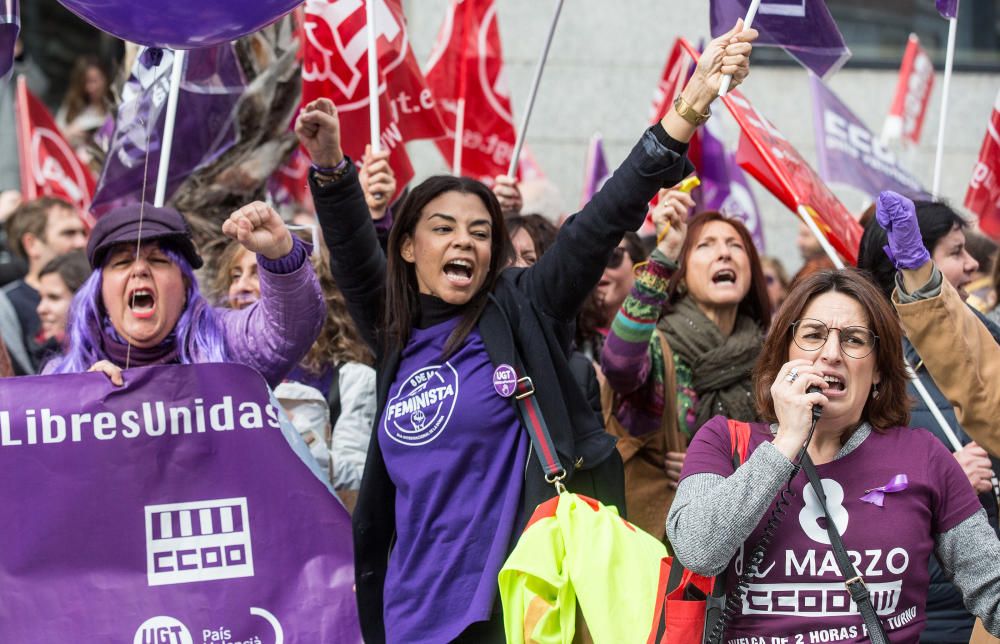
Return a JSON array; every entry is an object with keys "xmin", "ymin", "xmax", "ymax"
[
  {"xmin": 666, "ymin": 268, "xmax": 1000, "ymax": 643},
  {"xmin": 598, "ymin": 204, "xmax": 770, "ymax": 539},
  {"xmin": 859, "ymin": 192, "xmax": 1000, "ymax": 643}
]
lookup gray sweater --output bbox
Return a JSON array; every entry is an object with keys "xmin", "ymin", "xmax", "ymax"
[{"xmin": 666, "ymin": 423, "xmax": 1000, "ymax": 636}]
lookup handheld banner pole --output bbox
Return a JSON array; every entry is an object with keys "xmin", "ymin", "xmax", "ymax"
[
  {"xmin": 153, "ymin": 49, "xmax": 185, "ymax": 207},
  {"xmin": 366, "ymin": 0, "xmax": 381, "ymax": 154},
  {"xmin": 717, "ymin": 0, "xmax": 761, "ymax": 98},
  {"xmin": 931, "ymin": 16, "xmax": 957, "ymax": 198},
  {"xmin": 507, "ymin": 0, "xmax": 564, "ymax": 178},
  {"xmin": 452, "ymin": 98, "xmax": 465, "ymax": 175},
  {"xmin": 905, "ymin": 362, "xmax": 962, "ymax": 450},
  {"xmin": 796, "ymin": 205, "xmax": 845, "ymax": 270}
]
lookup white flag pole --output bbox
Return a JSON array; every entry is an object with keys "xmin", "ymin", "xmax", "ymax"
[
  {"xmin": 796, "ymin": 205, "xmax": 845, "ymax": 270},
  {"xmin": 366, "ymin": 0, "xmax": 381, "ymax": 154},
  {"xmin": 153, "ymin": 49, "xmax": 186, "ymax": 207},
  {"xmin": 507, "ymin": 0, "xmax": 564, "ymax": 178},
  {"xmin": 931, "ymin": 16, "xmax": 957, "ymax": 198},
  {"xmin": 718, "ymin": 0, "xmax": 762, "ymax": 98},
  {"xmin": 452, "ymin": 98, "xmax": 465, "ymax": 175}
]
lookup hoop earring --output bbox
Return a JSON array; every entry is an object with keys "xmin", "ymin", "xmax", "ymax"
[{"xmin": 872, "ymin": 383, "xmax": 879, "ymax": 400}]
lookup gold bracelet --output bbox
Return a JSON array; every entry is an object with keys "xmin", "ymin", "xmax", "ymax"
[{"xmin": 673, "ymin": 95, "xmax": 711, "ymax": 126}]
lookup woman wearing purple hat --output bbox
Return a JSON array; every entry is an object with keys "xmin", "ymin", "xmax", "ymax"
[{"xmin": 44, "ymin": 201, "xmax": 324, "ymax": 388}]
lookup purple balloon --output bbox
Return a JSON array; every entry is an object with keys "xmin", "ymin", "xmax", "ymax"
[{"xmin": 55, "ymin": 0, "xmax": 301, "ymax": 49}]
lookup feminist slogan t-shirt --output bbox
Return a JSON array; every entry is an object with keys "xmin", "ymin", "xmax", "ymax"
[
  {"xmin": 682, "ymin": 417, "xmax": 982, "ymax": 644},
  {"xmin": 379, "ymin": 318, "xmax": 527, "ymax": 643}
]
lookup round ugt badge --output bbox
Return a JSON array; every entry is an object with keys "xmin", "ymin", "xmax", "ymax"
[
  {"xmin": 493, "ymin": 364, "xmax": 517, "ymax": 398},
  {"xmin": 383, "ymin": 363, "xmax": 460, "ymax": 446}
]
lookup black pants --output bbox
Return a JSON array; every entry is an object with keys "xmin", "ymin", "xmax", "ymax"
[{"xmin": 452, "ymin": 610, "xmax": 505, "ymax": 643}]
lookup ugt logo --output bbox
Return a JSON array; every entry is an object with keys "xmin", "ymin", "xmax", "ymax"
[
  {"xmin": 144, "ymin": 497, "xmax": 254, "ymax": 586},
  {"xmin": 133, "ymin": 616, "xmax": 193, "ymax": 644},
  {"xmin": 303, "ymin": 0, "xmax": 406, "ymax": 107}
]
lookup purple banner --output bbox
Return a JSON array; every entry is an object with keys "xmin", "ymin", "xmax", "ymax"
[
  {"xmin": 710, "ymin": 0, "xmax": 851, "ymax": 78},
  {"xmin": 936, "ymin": 0, "xmax": 958, "ymax": 19},
  {"xmin": 0, "ymin": 363, "xmax": 361, "ymax": 643},
  {"xmin": 810, "ymin": 74, "xmax": 931, "ymax": 200},
  {"xmin": 91, "ymin": 45, "xmax": 245, "ymax": 217},
  {"xmin": 694, "ymin": 118, "xmax": 766, "ymax": 252},
  {"xmin": 580, "ymin": 133, "xmax": 610, "ymax": 206},
  {"xmin": 0, "ymin": 0, "xmax": 18, "ymax": 77}
]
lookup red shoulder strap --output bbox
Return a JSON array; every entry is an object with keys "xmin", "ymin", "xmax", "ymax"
[{"xmin": 727, "ymin": 419, "xmax": 752, "ymax": 468}]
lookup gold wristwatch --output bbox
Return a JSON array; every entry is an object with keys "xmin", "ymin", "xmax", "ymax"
[{"xmin": 673, "ymin": 95, "xmax": 711, "ymax": 126}]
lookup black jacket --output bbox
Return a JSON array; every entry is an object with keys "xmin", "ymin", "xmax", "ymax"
[{"xmin": 311, "ymin": 125, "xmax": 693, "ymax": 643}]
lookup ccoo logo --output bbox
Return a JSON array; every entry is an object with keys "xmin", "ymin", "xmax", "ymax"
[{"xmin": 383, "ymin": 363, "xmax": 459, "ymax": 446}]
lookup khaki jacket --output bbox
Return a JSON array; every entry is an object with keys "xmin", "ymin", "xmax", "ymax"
[{"xmin": 894, "ymin": 278, "xmax": 1000, "ymax": 456}]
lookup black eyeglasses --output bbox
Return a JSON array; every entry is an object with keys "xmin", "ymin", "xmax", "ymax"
[
  {"xmin": 607, "ymin": 247, "xmax": 627, "ymax": 269},
  {"xmin": 790, "ymin": 319, "xmax": 878, "ymax": 359}
]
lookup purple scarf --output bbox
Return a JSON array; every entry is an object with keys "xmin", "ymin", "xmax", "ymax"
[{"xmin": 95, "ymin": 316, "xmax": 180, "ymax": 368}]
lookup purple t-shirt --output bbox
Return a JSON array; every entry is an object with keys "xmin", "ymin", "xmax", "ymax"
[
  {"xmin": 682, "ymin": 416, "xmax": 982, "ymax": 644},
  {"xmin": 379, "ymin": 318, "xmax": 527, "ymax": 642}
]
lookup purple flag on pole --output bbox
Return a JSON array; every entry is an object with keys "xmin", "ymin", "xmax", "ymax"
[
  {"xmin": 0, "ymin": 0, "xmax": 19, "ymax": 77},
  {"xmin": 710, "ymin": 0, "xmax": 851, "ymax": 78},
  {"xmin": 936, "ymin": 0, "xmax": 958, "ymax": 19},
  {"xmin": 580, "ymin": 133, "xmax": 610, "ymax": 206},
  {"xmin": 0, "ymin": 363, "xmax": 362, "ymax": 642},
  {"xmin": 91, "ymin": 45, "xmax": 245, "ymax": 217},
  {"xmin": 694, "ymin": 119, "xmax": 766, "ymax": 252},
  {"xmin": 810, "ymin": 74, "xmax": 931, "ymax": 200}
]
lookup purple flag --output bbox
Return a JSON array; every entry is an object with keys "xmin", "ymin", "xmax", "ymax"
[
  {"xmin": 693, "ymin": 119, "xmax": 766, "ymax": 252},
  {"xmin": 936, "ymin": 0, "xmax": 958, "ymax": 19},
  {"xmin": 710, "ymin": 0, "xmax": 851, "ymax": 78},
  {"xmin": 580, "ymin": 133, "xmax": 610, "ymax": 206},
  {"xmin": 0, "ymin": 0, "xmax": 18, "ymax": 77},
  {"xmin": 810, "ymin": 74, "xmax": 931, "ymax": 200},
  {"xmin": 0, "ymin": 363, "xmax": 362, "ymax": 642},
  {"xmin": 91, "ymin": 45, "xmax": 245, "ymax": 217}
]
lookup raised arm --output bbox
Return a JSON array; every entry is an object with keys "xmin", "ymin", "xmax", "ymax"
[
  {"xmin": 297, "ymin": 99, "xmax": 386, "ymax": 351},
  {"xmin": 877, "ymin": 191, "xmax": 1000, "ymax": 455},
  {"xmin": 519, "ymin": 22, "xmax": 756, "ymax": 320},
  {"xmin": 219, "ymin": 203, "xmax": 325, "ymax": 388}
]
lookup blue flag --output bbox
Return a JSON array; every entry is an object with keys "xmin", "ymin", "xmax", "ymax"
[{"xmin": 710, "ymin": 0, "xmax": 851, "ymax": 78}]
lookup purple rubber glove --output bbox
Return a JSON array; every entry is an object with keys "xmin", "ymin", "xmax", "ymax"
[{"xmin": 875, "ymin": 191, "xmax": 930, "ymax": 270}]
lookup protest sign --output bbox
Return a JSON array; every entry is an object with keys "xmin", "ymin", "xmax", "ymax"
[
  {"xmin": 810, "ymin": 74, "xmax": 930, "ymax": 200},
  {"xmin": 426, "ymin": 0, "xmax": 517, "ymax": 181},
  {"xmin": 0, "ymin": 363, "xmax": 361, "ymax": 643},
  {"xmin": 15, "ymin": 76, "xmax": 96, "ymax": 223},
  {"xmin": 966, "ymin": 90, "xmax": 1000, "ymax": 240},
  {"xmin": 302, "ymin": 0, "xmax": 446, "ymax": 200}
]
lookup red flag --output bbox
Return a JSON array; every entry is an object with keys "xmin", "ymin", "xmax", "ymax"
[
  {"xmin": 302, "ymin": 0, "xmax": 446, "ymax": 200},
  {"xmin": 14, "ymin": 76, "xmax": 96, "ymax": 224},
  {"xmin": 668, "ymin": 39, "xmax": 861, "ymax": 264},
  {"xmin": 648, "ymin": 39, "xmax": 697, "ymax": 126},
  {"xmin": 965, "ymin": 90, "xmax": 1000, "ymax": 241},
  {"xmin": 425, "ymin": 0, "xmax": 516, "ymax": 181},
  {"xmin": 882, "ymin": 34, "xmax": 935, "ymax": 147}
]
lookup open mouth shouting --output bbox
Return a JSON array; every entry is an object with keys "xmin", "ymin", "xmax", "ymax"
[
  {"xmin": 128, "ymin": 287, "xmax": 157, "ymax": 319},
  {"xmin": 711, "ymin": 268, "xmax": 737, "ymax": 285},
  {"xmin": 443, "ymin": 258, "xmax": 475, "ymax": 288}
]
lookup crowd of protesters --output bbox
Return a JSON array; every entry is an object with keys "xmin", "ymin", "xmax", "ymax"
[{"xmin": 3, "ymin": 20, "xmax": 1000, "ymax": 644}]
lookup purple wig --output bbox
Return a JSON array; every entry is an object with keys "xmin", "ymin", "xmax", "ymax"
[{"xmin": 49, "ymin": 245, "xmax": 229, "ymax": 374}]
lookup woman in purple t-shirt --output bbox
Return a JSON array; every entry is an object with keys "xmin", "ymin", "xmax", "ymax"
[
  {"xmin": 296, "ymin": 24, "xmax": 761, "ymax": 644},
  {"xmin": 668, "ymin": 269, "xmax": 1000, "ymax": 643}
]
